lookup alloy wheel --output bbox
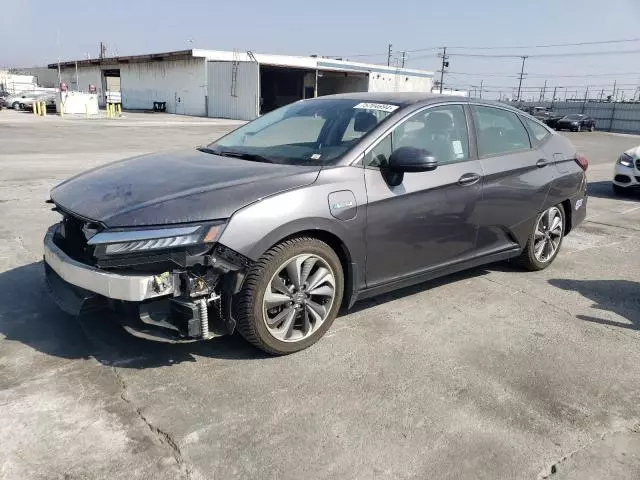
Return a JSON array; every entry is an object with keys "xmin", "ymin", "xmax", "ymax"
[
  {"xmin": 262, "ymin": 254, "xmax": 336, "ymax": 342},
  {"xmin": 534, "ymin": 207, "xmax": 563, "ymax": 263}
]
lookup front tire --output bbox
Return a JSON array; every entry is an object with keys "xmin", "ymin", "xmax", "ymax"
[
  {"xmin": 236, "ymin": 237, "xmax": 344, "ymax": 355},
  {"xmin": 11, "ymin": 101, "xmax": 19, "ymax": 110},
  {"xmin": 517, "ymin": 204, "xmax": 565, "ymax": 271}
]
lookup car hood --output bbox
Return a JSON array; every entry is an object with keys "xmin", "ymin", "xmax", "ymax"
[
  {"xmin": 557, "ymin": 118, "xmax": 579, "ymax": 123},
  {"xmin": 50, "ymin": 150, "xmax": 322, "ymax": 227},
  {"xmin": 623, "ymin": 145, "xmax": 640, "ymax": 159}
]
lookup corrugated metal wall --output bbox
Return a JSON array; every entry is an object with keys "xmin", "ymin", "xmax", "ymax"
[
  {"xmin": 207, "ymin": 61, "xmax": 259, "ymax": 121},
  {"xmin": 513, "ymin": 101, "xmax": 640, "ymax": 134},
  {"xmin": 120, "ymin": 59, "xmax": 206, "ymax": 116}
]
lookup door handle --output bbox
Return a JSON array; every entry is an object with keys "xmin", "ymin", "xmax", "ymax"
[
  {"xmin": 536, "ymin": 158, "xmax": 549, "ymax": 168},
  {"xmin": 458, "ymin": 173, "xmax": 482, "ymax": 186}
]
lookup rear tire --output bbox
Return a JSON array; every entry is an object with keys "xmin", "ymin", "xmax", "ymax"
[
  {"xmin": 11, "ymin": 101, "xmax": 19, "ymax": 110},
  {"xmin": 517, "ymin": 204, "xmax": 565, "ymax": 271},
  {"xmin": 235, "ymin": 237, "xmax": 344, "ymax": 355},
  {"xmin": 589, "ymin": 125, "xmax": 595, "ymax": 132}
]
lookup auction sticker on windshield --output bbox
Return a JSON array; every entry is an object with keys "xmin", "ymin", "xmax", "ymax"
[{"xmin": 353, "ymin": 103, "xmax": 399, "ymax": 113}]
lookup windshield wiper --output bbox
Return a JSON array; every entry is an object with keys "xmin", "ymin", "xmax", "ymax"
[{"xmin": 197, "ymin": 146, "xmax": 273, "ymax": 163}]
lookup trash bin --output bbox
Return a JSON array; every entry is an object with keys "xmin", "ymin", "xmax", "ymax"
[{"xmin": 153, "ymin": 101, "xmax": 167, "ymax": 112}]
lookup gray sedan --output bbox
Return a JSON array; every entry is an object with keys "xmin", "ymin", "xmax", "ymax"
[{"xmin": 44, "ymin": 93, "xmax": 588, "ymax": 355}]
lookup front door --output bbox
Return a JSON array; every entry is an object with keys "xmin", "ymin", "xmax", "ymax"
[{"xmin": 364, "ymin": 104, "xmax": 483, "ymax": 287}]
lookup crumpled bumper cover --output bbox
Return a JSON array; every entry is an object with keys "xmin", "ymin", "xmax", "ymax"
[{"xmin": 43, "ymin": 224, "xmax": 176, "ymax": 305}]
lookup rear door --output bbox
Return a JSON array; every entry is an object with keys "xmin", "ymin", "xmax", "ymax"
[
  {"xmin": 471, "ymin": 105, "xmax": 557, "ymax": 253},
  {"xmin": 364, "ymin": 103, "xmax": 484, "ymax": 287}
]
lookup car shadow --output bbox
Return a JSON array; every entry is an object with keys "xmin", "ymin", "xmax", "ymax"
[
  {"xmin": 548, "ymin": 278, "xmax": 639, "ymax": 331},
  {"xmin": 588, "ymin": 180, "xmax": 640, "ymax": 200},
  {"xmin": 2, "ymin": 259, "xmax": 506, "ymax": 367},
  {"xmin": 0, "ymin": 262, "xmax": 270, "ymax": 370}
]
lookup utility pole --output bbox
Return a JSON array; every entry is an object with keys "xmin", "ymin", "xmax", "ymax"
[
  {"xmin": 552, "ymin": 86, "xmax": 558, "ymax": 101},
  {"xmin": 387, "ymin": 44, "xmax": 392, "ymax": 67},
  {"xmin": 438, "ymin": 47, "xmax": 449, "ymax": 94},
  {"xmin": 99, "ymin": 41, "xmax": 107, "ymax": 59},
  {"xmin": 612, "ymin": 80, "xmax": 617, "ymax": 101},
  {"xmin": 540, "ymin": 80, "xmax": 547, "ymax": 102},
  {"xmin": 516, "ymin": 55, "xmax": 528, "ymax": 103},
  {"xmin": 401, "ymin": 51, "xmax": 406, "ymax": 68},
  {"xmin": 479, "ymin": 80, "xmax": 483, "ymax": 99},
  {"xmin": 599, "ymin": 89, "xmax": 604, "ymax": 102}
]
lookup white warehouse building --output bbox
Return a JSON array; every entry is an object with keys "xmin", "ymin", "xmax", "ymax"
[{"xmin": 49, "ymin": 49, "xmax": 434, "ymax": 120}]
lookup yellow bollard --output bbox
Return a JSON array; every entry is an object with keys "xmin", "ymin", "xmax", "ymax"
[
  {"xmin": 33, "ymin": 102, "xmax": 38, "ymax": 115},
  {"xmin": 35, "ymin": 101, "xmax": 41, "ymax": 116},
  {"xmin": 116, "ymin": 103, "xmax": 122, "ymax": 116},
  {"xmin": 107, "ymin": 103, "xmax": 113, "ymax": 118},
  {"xmin": 85, "ymin": 103, "xmax": 89, "ymax": 119},
  {"xmin": 40, "ymin": 102, "xmax": 46, "ymax": 116}
]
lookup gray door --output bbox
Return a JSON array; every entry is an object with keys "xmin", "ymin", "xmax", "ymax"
[
  {"xmin": 364, "ymin": 104, "xmax": 483, "ymax": 287},
  {"xmin": 470, "ymin": 105, "xmax": 556, "ymax": 253},
  {"xmin": 207, "ymin": 61, "xmax": 259, "ymax": 120}
]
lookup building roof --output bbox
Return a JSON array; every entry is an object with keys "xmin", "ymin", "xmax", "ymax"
[{"xmin": 49, "ymin": 49, "xmax": 434, "ymax": 78}]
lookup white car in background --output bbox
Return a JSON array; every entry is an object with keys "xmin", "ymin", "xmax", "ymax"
[
  {"xmin": 5, "ymin": 93, "xmax": 40, "ymax": 110},
  {"xmin": 613, "ymin": 146, "xmax": 640, "ymax": 195}
]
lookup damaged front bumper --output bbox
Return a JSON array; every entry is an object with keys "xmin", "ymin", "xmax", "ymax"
[
  {"xmin": 44, "ymin": 225, "xmax": 177, "ymax": 304},
  {"xmin": 43, "ymin": 224, "xmax": 245, "ymax": 342}
]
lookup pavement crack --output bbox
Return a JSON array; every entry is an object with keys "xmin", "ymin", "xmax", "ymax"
[
  {"xmin": 537, "ymin": 424, "xmax": 640, "ymax": 479},
  {"xmin": 585, "ymin": 220, "xmax": 640, "ymax": 232},
  {"xmin": 111, "ymin": 366, "xmax": 193, "ymax": 480}
]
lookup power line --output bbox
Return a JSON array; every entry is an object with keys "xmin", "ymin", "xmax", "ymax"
[
  {"xmin": 332, "ymin": 37, "xmax": 640, "ymax": 61},
  {"xmin": 448, "ymin": 48, "xmax": 640, "ymax": 59},
  {"xmin": 439, "ymin": 37, "xmax": 640, "ymax": 50},
  {"xmin": 444, "ymin": 71, "xmax": 640, "ymax": 78}
]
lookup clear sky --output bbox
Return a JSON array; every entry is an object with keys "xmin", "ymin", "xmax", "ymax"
[{"xmin": 2, "ymin": 0, "xmax": 640, "ymax": 100}]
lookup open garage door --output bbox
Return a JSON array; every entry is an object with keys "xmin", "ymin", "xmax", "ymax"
[
  {"xmin": 207, "ymin": 61, "xmax": 259, "ymax": 120},
  {"xmin": 317, "ymin": 71, "xmax": 369, "ymax": 96}
]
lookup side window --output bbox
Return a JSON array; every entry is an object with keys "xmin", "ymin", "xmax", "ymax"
[
  {"xmin": 364, "ymin": 133, "xmax": 392, "ymax": 168},
  {"xmin": 472, "ymin": 105, "xmax": 531, "ymax": 157},
  {"xmin": 522, "ymin": 116, "xmax": 550, "ymax": 145},
  {"xmin": 394, "ymin": 105, "xmax": 469, "ymax": 164}
]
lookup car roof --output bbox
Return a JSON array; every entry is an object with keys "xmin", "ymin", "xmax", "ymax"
[{"xmin": 311, "ymin": 92, "xmax": 519, "ymax": 111}]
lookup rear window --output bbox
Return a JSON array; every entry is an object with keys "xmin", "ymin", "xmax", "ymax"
[
  {"xmin": 471, "ymin": 105, "xmax": 531, "ymax": 157},
  {"xmin": 522, "ymin": 116, "xmax": 551, "ymax": 145}
]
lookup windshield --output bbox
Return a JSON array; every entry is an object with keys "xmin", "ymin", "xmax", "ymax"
[
  {"xmin": 564, "ymin": 114, "xmax": 582, "ymax": 120},
  {"xmin": 205, "ymin": 98, "xmax": 400, "ymax": 165}
]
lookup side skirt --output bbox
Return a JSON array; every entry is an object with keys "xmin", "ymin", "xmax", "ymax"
[{"xmin": 352, "ymin": 246, "xmax": 521, "ymax": 303}]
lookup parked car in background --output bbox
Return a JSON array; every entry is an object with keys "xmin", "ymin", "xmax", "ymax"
[
  {"xmin": 0, "ymin": 91, "xmax": 9, "ymax": 108},
  {"xmin": 535, "ymin": 110, "xmax": 564, "ymax": 129},
  {"xmin": 555, "ymin": 114, "xmax": 596, "ymax": 132},
  {"xmin": 20, "ymin": 93, "xmax": 57, "ymax": 112},
  {"xmin": 43, "ymin": 94, "xmax": 588, "ymax": 355},
  {"xmin": 6, "ymin": 92, "xmax": 40, "ymax": 110},
  {"xmin": 612, "ymin": 145, "xmax": 640, "ymax": 195}
]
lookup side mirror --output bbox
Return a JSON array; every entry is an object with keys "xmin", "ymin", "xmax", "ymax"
[
  {"xmin": 388, "ymin": 147, "xmax": 438, "ymax": 172},
  {"xmin": 381, "ymin": 147, "xmax": 438, "ymax": 187}
]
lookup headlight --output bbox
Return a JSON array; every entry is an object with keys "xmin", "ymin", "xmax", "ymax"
[
  {"xmin": 87, "ymin": 223, "xmax": 225, "ymax": 255},
  {"xmin": 617, "ymin": 153, "xmax": 634, "ymax": 168}
]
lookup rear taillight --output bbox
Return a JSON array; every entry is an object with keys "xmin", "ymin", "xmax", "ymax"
[{"xmin": 575, "ymin": 153, "xmax": 589, "ymax": 171}]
